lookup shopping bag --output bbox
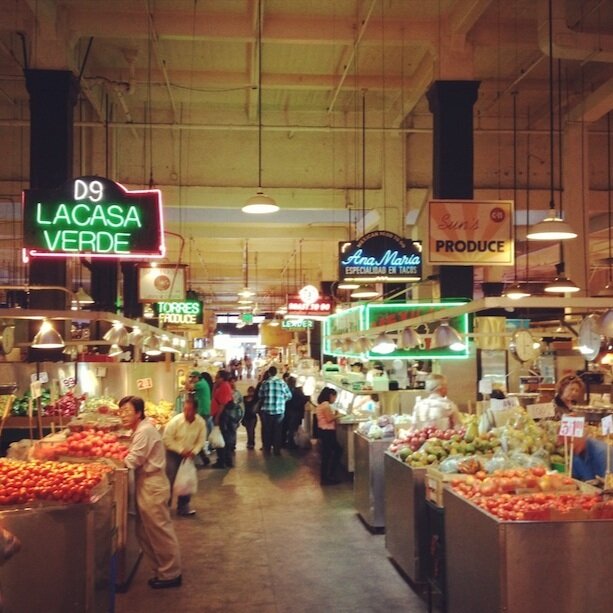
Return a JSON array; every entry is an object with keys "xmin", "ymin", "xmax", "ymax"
[
  {"xmin": 208, "ymin": 425, "xmax": 225, "ymax": 449},
  {"xmin": 173, "ymin": 458, "xmax": 198, "ymax": 497},
  {"xmin": 293, "ymin": 425, "xmax": 311, "ymax": 450}
]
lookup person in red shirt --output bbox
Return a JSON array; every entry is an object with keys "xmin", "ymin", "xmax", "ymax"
[{"xmin": 211, "ymin": 370, "xmax": 235, "ymax": 468}]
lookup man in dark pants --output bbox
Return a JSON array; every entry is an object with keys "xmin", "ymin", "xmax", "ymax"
[{"xmin": 258, "ymin": 366, "xmax": 292, "ymax": 456}]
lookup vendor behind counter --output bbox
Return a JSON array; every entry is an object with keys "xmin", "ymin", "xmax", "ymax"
[{"xmin": 569, "ymin": 434, "xmax": 613, "ymax": 482}]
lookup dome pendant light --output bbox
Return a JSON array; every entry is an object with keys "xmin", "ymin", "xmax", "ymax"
[
  {"xmin": 431, "ymin": 319, "xmax": 466, "ymax": 352},
  {"xmin": 242, "ymin": 0, "xmax": 279, "ymax": 215},
  {"xmin": 31, "ymin": 319, "xmax": 65, "ymax": 349},
  {"xmin": 350, "ymin": 285, "xmax": 380, "ymax": 299},
  {"xmin": 371, "ymin": 332, "xmax": 397, "ymax": 354},
  {"xmin": 526, "ymin": 0, "xmax": 576, "ymax": 242},
  {"xmin": 544, "ymin": 272, "xmax": 581, "ymax": 294},
  {"xmin": 504, "ymin": 283, "xmax": 531, "ymax": 300}
]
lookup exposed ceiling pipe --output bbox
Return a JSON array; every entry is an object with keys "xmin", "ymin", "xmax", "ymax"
[{"xmin": 537, "ymin": 0, "xmax": 613, "ymax": 63}]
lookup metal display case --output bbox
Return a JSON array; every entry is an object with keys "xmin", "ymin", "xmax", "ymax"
[
  {"xmin": 0, "ymin": 487, "xmax": 114, "ymax": 613},
  {"xmin": 444, "ymin": 487, "xmax": 613, "ymax": 613},
  {"xmin": 383, "ymin": 452, "xmax": 428, "ymax": 584},
  {"xmin": 335, "ymin": 421, "xmax": 360, "ymax": 473},
  {"xmin": 353, "ymin": 432, "xmax": 390, "ymax": 530}
]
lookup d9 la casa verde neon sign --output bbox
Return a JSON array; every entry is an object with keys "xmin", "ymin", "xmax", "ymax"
[{"xmin": 22, "ymin": 177, "xmax": 165, "ymax": 260}]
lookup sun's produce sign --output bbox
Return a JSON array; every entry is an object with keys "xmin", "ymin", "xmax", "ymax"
[
  {"xmin": 22, "ymin": 176, "xmax": 165, "ymax": 260},
  {"xmin": 427, "ymin": 199, "xmax": 513, "ymax": 266}
]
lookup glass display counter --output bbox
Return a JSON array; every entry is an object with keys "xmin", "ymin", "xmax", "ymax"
[{"xmin": 0, "ymin": 488, "xmax": 114, "ymax": 612}]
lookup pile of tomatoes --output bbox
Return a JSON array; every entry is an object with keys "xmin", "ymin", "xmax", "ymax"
[
  {"xmin": 55, "ymin": 430, "xmax": 129, "ymax": 461},
  {"xmin": 0, "ymin": 459, "xmax": 111, "ymax": 506}
]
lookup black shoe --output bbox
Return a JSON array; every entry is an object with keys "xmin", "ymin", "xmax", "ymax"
[
  {"xmin": 149, "ymin": 575, "xmax": 182, "ymax": 589},
  {"xmin": 247, "ymin": 445, "xmax": 254, "ymax": 450},
  {"xmin": 321, "ymin": 478, "xmax": 341, "ymax": 486},
  {"xmin": 212, "ymin": 462, "xmax": 226, "ymax": 469},
  {"xmin": 177, "ymin": 508, "xmax": 196, "ymax": 517},
  {"xmin": 225, "ymin": 462, "xmax": 234, "ymax": 468}
]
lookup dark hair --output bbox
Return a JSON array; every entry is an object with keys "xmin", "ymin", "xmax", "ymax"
[
  {"xmin": 317, "ymin": 387, "xmax": 337, "ymax": 404},
  {"xmin": 217, "ymin": 370, "xmax": 230, "ymax": 381},
  {"xmin": 268, "ymin": 366, "xmax": 277, "ymax": 377},
  {"xmin": 185, "ymin": 394, "xmax": 198, "ymax": 410},
  {"xmin": 202, "ymin": 372, "xmax": 214, "ymax": 393},
  {"xmin": 119, "ymin": 395, "xmax": 146, "ymax": 419},
  {"xmin": 287, "ymin": 376, "xmax": 297, "ymax": 389}
]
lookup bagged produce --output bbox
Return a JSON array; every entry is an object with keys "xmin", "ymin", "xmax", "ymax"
[
  {"xmin": 208, "ymin": 425, "xmax": 225, "ymax": 449},
  {"xmin": 173, "ymin": 458, "xmax": 198, "ymax": 497}
]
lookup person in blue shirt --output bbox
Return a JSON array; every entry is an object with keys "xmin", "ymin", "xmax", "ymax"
[{"xmin": 571, "ymin": 435, "xmax": 613, "ymax": 481}]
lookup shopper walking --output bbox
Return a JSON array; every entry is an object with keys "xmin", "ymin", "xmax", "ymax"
[
  {"xmin": 258, "ymin": 366, "xmax": 292, "ymax": 456},
  {"xmin": 120, "ymin": 395, "xmax": 182, "ymax": 589},
  {"xmin": 283, "ymin": 376, "xmax": 309, "ymax": 449},
  {"xmin": 163, "ymin": 395, "xmax": 206, "ymax": 516},
  {"xmin": 192, "ymin": 371, "xmax": 212, "ymax": 466},
  {"xmin": 315, "ymin": 387, "xmax": 342, "ymax": 485},
  {"xmin": 242, "ymin": 385, "xmax": 258, "ymax": 449},
  {"xmin": 210, "ymin": 370, "xmax": 235, "ymax": 468}
]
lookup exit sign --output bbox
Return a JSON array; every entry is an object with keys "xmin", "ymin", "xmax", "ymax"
[{"xmin": 22, "ymin": 176, "xmax": 165, "ymax": 260}]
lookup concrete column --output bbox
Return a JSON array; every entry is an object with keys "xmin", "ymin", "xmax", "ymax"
[
  {"xmin": 25, "ymin": 69, "xmax": 78, "ymax": 309},
  {"xmin": 426, "ymin": 80, "xmax": 480, "ymax": 301},
  {"xmin": 562, "ymin": 121, "xmax": 589, "ymax": 295}
]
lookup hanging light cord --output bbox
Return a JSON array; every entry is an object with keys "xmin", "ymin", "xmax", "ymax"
[
  {"xmin": 512, "ymin": 91, "xmax": 518, "ymax": 282},
  {"xmin": 607, "ymin": 112, "xmax": 613, "ymax": 284},
  {"xmin": 547, "ymin": 0, "xmax": 555, "ymax": 213},
  {"xmin": 257, "ymin": 0, "xmax": 263, "ymax": 190}
]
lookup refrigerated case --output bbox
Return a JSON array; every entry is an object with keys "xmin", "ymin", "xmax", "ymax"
[{"xmin": 0, "ymin": 487, "xmax": 114, "ymax": 613}]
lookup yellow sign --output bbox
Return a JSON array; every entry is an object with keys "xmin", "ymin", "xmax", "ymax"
[{"xmin": 427, "ymin": 200, "xmax": 514, "ymax": 266}]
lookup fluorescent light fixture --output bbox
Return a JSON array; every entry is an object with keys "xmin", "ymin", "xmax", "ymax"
[
  {"xmin": 544, "ymin": 275, "xmax": 580, "ymax": 293},
  {"xmin": 526, "ymin": 211, "xmax": 577, "ymax": 241},
  {"xmin": 504, "ymin": 283, "xmax": 531, "ymax": 300},
  {"xmin": 371, "ymin": 332, "xmax": 397, "ymax": 354},
  {"xmin": 237, "ymin": 298, "xmax": 254, "ymax": 305},
  {"xmin": 31, "ymin": 319, "xmax": 64, "ymax": 349},
  {"xmin": 242, "ymin": 190, "xmax": 279, "ymax": 214},
  {"xmin": 350, "ymin": 285, "xmax": 380, "ymax": 299},
  {"xmin": 431, "ymin": 319, "xmax": 466, "ymax": 352}
]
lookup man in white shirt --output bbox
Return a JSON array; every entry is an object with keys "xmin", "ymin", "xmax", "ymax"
[
  {"xmin": 412, "ymin": 374, "xmax": 461, "ymax": 431},
  {"xmin": 120, "ymin": 395, "xmax": 182, "ymax": 589},
  {"xmin": 163, "ymin": 395, "xmax": 206, "ymax": 516}
]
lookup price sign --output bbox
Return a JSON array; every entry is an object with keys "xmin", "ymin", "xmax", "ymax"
[
  {"xmin": 527, "ymin": 402, "xmax": 555, "ymax": 420},
  {"xmin": 63, "ymin": 377, "xmax": 76, "ymax": 389},
  {"xmin": 601, "ymin": 414, "xmax": 613, "ymax": 436},
  {"xmin": 30, "ymin": 380, "xmax": 43, "ymax": 399},
  {"xmin": 136, "ymin": 377, "xmax": 153, "ymax": 391},
  {"xmin": 478, "ymin": 379, "xmax": 493, "ymax": 395},
  {"xmin": 30, "ymin": 372, "xmax": 49, "ymax": 384},
  {"xmin": 559, "ymin": 415, "xmax": 585, "ymax": 438}
]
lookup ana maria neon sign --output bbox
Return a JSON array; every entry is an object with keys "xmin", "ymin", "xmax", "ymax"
[{"xmin": 23, "ymin": 177, "xmax": 165, "ymax": 260}]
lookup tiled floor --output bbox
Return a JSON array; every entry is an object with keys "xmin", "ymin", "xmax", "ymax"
[{"xmin": 115, "ymin": 425, "xmax": 427, "ymax": 613}]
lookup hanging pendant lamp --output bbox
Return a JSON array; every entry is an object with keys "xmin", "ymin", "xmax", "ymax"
[
  {"xmin": 526, "ymin": 0, "xmax": 576, "ymax": 242},
  {"xmin": 504, "ymin": 283, "xmax": 531, "ymax": 300},
  {"xmin": 371, "ymin": 332, "xmax": 397, "ymax": 354},
  {"xmin": 431, "ymin": 319, "xmax": 466, "ymax": 352},
  {"xmin": 350, "ymin": 285, "xmax": 380, "ymax": 299},
  {"xmin": 399, "ymin": 327, "xmax": 422, "ymax": 350},
  {"xmin": 31, "ymin": 319, "xmax": 65, "ymax": 349},
  {"xmin": 544, "ymin": 273, "xmax": 581, "ymax": 294},
  {"xmin": 242, "ymin": 0, "xmax": 279, "ymax": 214}
]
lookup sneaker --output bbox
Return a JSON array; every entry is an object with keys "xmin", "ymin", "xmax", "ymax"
[{"xmin": 177, "ymin": 508, "xmax": 196, "ymax": 517}]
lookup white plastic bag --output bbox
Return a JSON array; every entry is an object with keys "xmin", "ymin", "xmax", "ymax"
[
  {"xmin": 208, "ymin": 425, "xmax": 225, "ymax": 449},
  {"xmin": 173, "ymin": 458, "xmax": 198, "ymax": 497},
  {"xmin": 293, "ymin": 426, "xmax": 311, "ymax": 449}
]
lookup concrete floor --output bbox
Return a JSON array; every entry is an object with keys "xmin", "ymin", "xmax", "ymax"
[{"xmin": 115, "ymin": 426, "xmax": 427, "ymax": 613}]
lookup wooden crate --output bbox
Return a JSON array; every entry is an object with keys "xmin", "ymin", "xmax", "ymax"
[{"xmin": 425, "ymin": 466, "xmax": 469, "ymax": 507}]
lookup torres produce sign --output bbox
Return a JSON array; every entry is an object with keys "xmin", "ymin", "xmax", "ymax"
[
  {"xmin": 154, "ymin": 300, "xmax": 203, "ymax": 326},
  {"xmin": 339, "ymin": 231, "xmax": 422, "ymax": 282},
  {"xmin": 427, "ymin": 199, "xmax": 513, "ymax": 266},
  {"xmin": 22, "ymin": 176, "xmax": 165, "ymax": 260}
]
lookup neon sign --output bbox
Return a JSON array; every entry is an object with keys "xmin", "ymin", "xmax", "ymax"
[
  {"xmin": 154, "ymin": 300, "xmax": 203, "ymax": 325},
  {"xmin": 339, "ymin": 231, "xmax": 422, "ymax": 282},
  {"xmin": 23, "ymin": 176, "xmax": 165, "ymax": 260},
  {"xmin": 282, "ymin": 319, "xmax": 314, "ymax": 329},
  {"xmin": 286, "ymin": 294, "xmax": 332, "ymax": 317}
]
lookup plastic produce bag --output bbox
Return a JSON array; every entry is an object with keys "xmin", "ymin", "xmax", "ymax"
[
  {"xmin": 208, "ymin": 425, "xmax": 225, "ymax": 449},
  {"xmin": 293, "ymin": 426, "xmax": 312, "ymax": 449},
  {"xmin": 173, "ymin": 458, "xmax": 198, "ymax": 497}
]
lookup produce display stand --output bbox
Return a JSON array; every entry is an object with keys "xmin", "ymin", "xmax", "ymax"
[
  {"xmin": 0, "ymin": 487, "xmax": 115, "ymax": 613},
  {"xmin": 353, "ymin": 432, "xmax": 391, "ymax": 531},
  {"xmin": 444, "ymin": 487, "xmax": 613, "ymax": 613},
  {"xmin": 383, "ymin": 452, "xmax": 428, "ymax": 584}
]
